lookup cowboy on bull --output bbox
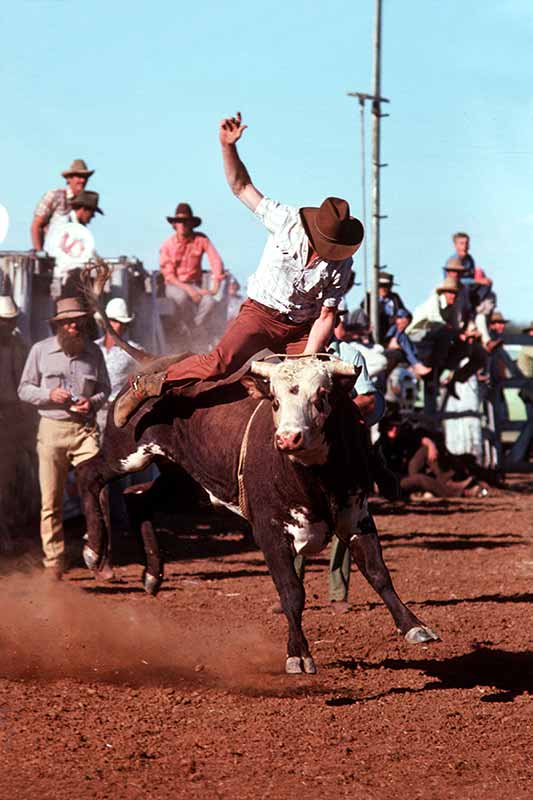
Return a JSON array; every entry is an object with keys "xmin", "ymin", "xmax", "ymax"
[{"xmin": 115, "ymin": 111, "xmax": 365, "ymax": 427}]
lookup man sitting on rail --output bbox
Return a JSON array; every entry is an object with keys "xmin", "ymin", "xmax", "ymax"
[
  {"xmin": 115, "ymin": 112, "xmax": 364, "ymax": 427},
  {"xmin": 159, "ymin": 202, "xmax": 226, "ymax": 351}
]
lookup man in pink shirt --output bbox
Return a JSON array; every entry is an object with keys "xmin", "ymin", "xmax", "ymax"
[{"xmin": 160, "ymin": 203, "xmax": 225, "ymax": 349}]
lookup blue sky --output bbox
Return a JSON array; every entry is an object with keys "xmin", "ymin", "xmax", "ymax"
[{"xmin": 2, "ymin": 0, "xmax": 532, "ymax": 323}]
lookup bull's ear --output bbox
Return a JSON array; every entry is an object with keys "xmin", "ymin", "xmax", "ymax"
[
  {"xmin": 240, "ymin": 374, "xmax": 271, "ymax": 399},
  {"xmin": 332, "ymin": 365, "xmax": 361, "ymax": 394}
]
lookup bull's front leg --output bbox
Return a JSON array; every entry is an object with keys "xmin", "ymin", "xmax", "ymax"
[
  {"xmin": 76, "ymin": 455, "xmax": 115, "ymax": 575},
  {"xmin": 337, "ymin": 495, "xmax": 439, "ymax": 644},
  {"xmin": 255, "ymin": 518, "xmax": 317, "ymax": 675}
]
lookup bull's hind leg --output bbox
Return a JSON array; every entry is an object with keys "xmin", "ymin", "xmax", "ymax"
[
  {"xmin": 338, "ymin": 497, "xmax": 439, "ymax": 643},
  {"xmin": 256, "ymin": 523, "xmax": 317, "ymax": 675},
  {"xmin": 123, "ymin": 480, "xmax": 164, "ymax": 595}
]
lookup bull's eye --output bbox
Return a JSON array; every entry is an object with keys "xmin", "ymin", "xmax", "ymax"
[
  {"xmin": 272, "ymin": 399, "xmax": 280, "ymax": 412},
  {"xmin": 314, "ymin": 395, "xmax": 326, "ymax": 413}
]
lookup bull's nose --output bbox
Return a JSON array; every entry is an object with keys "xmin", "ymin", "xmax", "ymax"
[{"xmin": 276, "ymin": 431, "xmax": 303, "ymax": 451}]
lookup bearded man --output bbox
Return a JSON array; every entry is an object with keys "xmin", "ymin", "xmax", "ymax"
[{"xmin": 18, "ymin": 298, "xmax": 110, "ymax": 579}]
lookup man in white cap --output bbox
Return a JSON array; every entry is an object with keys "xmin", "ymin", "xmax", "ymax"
[
  {"xmin": 18, "ymin": 298, "xmax": 110, "ymax": 579},
  {"xmin": 96, "ymin": 297, "xmax": 143, "ymax": 425},
  {"xmin": 31, "ymin": 159, "xmax": 95, "ymax": 250}
]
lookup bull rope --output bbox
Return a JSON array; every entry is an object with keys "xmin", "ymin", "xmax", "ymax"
[{"xmin": 237, "ymin": 399, "xmax": 267, "ymax": 520}]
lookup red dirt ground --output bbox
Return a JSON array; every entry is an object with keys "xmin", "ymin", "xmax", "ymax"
[{"xmin": 1, "ymin": 478, "xmax": 532, "ymax": 800}]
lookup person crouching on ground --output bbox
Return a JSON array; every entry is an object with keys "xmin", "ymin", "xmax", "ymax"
[{"xmin": 114, "ymin": 112, "xmax": 364, "ymax": 426}]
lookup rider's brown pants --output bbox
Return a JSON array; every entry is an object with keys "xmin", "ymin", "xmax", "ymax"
[{"xmin": 166, "ymin": 299, "xmax": 312, "ymax": 384}]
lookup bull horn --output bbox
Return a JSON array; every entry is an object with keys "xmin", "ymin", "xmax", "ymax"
[
  {"xmin": 250, "ymin": 361, "xmax": 275, "ymax": 378},
  {"xmin": 328, "ymin": 359, "xmax": 358, "ymax": 376}
]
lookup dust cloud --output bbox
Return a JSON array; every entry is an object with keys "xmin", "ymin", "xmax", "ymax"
[{"xmin": 0, "ymin": 572, "xmax": 284, "ymax": 691}]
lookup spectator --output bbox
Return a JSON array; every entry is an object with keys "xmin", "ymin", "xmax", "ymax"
[
  {"xmin": 31, "ymin": 159, "xmax": 95, "ymax": 250},
  {"xmin": 445, "ymin": 233, "xmax": 496, "ymax": 346},
  {"xmin": 0, "ymin": 298, "xmax": 37, "ymax": 553},
  {"xmin": 443, "ymin": 322, "xmax": 484, "ymax": 463},
  {"xmin": 407, "ymin": 276, "xmax": 486, "ymax": 391},
  {"xmin": 362, "ymin": 272, "xmax": 406, "ymax": 344},
  {"xmin": 384, "ymin": 308, "xmax": 431, "ymax": 379},
  {"xmin": 333, "ymin": 314, "xmax": 387, "ymax": 380},
  {"xmin": 46, "ymin": 191, "xmax": 104, "ymax": 295},
  {"xmin": 377, "ymin": 414, "xmax": 485, "ymax": 499},
  {"xmin": 18, "ymin": 298, "xmax": 111, "ymax": 580},
  {"xmin": 518, "ymin": 321, "xmax": 533, "ymax": 377},
  {"xmin": 159, "ymin": 202, "xmax": 225, "ymax": 351},
  {"xmin": 96, "ymin": 297, "xmax": 146, "ymax": 532},
  {"xmin": 226, "ymin": 275, "xmax": 245, "ymax": 323}
]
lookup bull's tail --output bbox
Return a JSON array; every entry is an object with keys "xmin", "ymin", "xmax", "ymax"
[{"xmin": 80, "ymin": 259, "xmax": 153, "ymax": 363}]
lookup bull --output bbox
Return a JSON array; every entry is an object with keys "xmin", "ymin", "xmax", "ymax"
[{"xmin": 76, "ymin": 351, "xmax": 438, "ymax": 675}]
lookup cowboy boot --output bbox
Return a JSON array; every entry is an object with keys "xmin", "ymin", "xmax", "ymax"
[{"xmin": 114, "ymin": 371, "xmax": 168, "ymax": 428}]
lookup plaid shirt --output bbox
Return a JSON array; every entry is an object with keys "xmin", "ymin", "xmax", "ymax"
[
  {"xmin": 159, "ymin": 232, "xmax": 224, "ymax": 285},
  {"xmin": 34, "ymin": 187, "xmax": 74, "ymax": 227},
  {"xmin": 248, "ymin": 197, "xmax": 353, "ymax": 324}
]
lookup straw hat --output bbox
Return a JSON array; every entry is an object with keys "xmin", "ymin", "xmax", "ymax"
[
  {"xmin": 0, "ymin": 296, "xmax": 19, "ymax": 319},
  {"xmin": 490, "ymin": 310, "xmax": 509, "ymax": 324},
  {"xmin": 48, "ymin": 298, "xmax": 89, "ymax": 322},
  {"xmin": 436, "ymin": 277, "xmax": 460, "ymax": 294},
  {"xmin": 62, "ymin": 159, "xmax": 94, "ymax": 178},
  {"xmin": 105, "ymin": 297, "xmax": 134, "ymax": 324}
]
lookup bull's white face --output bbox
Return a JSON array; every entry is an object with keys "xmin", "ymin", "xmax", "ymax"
[
  {"xmin": 269, "ymin": 361, "xmax": 333, "ymax": 465},
  {"xmin": 247, "ymin": 357, "xmax": 359, "ymax": 467}
]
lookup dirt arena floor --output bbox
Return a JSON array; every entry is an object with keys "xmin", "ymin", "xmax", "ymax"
[{"xmin": 1, "ymin": 477, "xmax": 532, "ymax": 800}]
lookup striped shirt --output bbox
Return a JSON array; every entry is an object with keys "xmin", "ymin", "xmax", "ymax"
[{"xmin": 248, "ymin": 197, "xmax": 353, "ymax": 324}]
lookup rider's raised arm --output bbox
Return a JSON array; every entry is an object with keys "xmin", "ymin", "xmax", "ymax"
[{"xmin": 219, "ymin": 112, "xmax": 263, "ymax": 212}]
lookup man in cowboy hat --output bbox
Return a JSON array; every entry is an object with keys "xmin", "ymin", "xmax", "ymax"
[
  {"xmin": 115, "ymin": 111, "xmax": 364, "ymax": 426},
  {"xmin": 362, "ymin": 271, "xmax": 407, "ymax": 344},
  {"xmin": 31, "ymin": 159, "xmax": 95, "ymax": 250},
  {"xmin": 96, "ymin": 298, "xmax": 142, "ymax": 410},
  {"xmin": 159, "ymin": 202, "xmax": 225, "ymax": 350},
  {"xmin": 18, "ymin": 298, "xmax": 110, "ymax": 579},
  {"xmin": 46, "ymin": 190, "xmax": 103, "ymax": 297}
]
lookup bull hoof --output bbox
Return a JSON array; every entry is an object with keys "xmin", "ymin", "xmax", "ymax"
[
  {"xmin": 404, "ymin": 625, "xmax": 440, "ymax": 644},
  {"xmin": 83, "ymin": 545, "xmax": 100, "ymax": 570},
  {"xmin": 285, "ymin": 656, "xmax": 317, "ymax": 675},
  {"xmin": 285, "ymin": 656, "xmax": 304, "ymax": 674},
  {"xmin": 143, "ymin": 571, "xmax": 162, "ymax": 596},
  {"xmin": 302, "ymin": 656, "xmax": 317, "ymax": 674}
]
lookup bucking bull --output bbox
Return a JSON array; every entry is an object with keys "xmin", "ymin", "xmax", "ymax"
[{"xmin": 76, "ymin": 269, "xmax": 438, "ymax": 675}]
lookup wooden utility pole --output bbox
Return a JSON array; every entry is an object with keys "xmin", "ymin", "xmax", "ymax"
[
  {"xmin": 348, "ymin": 0, "xmax": 389, "ymax": 334},
  {"xmin": 370, "ymin": 0, "xmax": 387, "ymax": 341}
]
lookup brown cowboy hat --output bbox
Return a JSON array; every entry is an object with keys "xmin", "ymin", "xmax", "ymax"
[
  {"xmin": 522, "ymin": 321, "xmax": 533, "ymax": 333},
  {"xmin": 48, "ymin": 298, "xmax": 89, "ymax": 322},
  {"xmin": 62, "ymin": 159, "xmax": 94, "ymax": 179},
  {"xmin": 166, "ymin": 202, "xmax": 201, "ymax": 227},
  {"xmin": 378, "ymin": 271, "xmax": 398, "ymax": 286},
  {"xmin": 300, "ymin": 197, "xmax": 364, "ymax": 261},
  {"xmin": 71, "ymin": 191, "xmax": 104, "ymax": 215},
  {"xmin": 490, "ymin": 310, "xmax": 509, "ymax": 324}
]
